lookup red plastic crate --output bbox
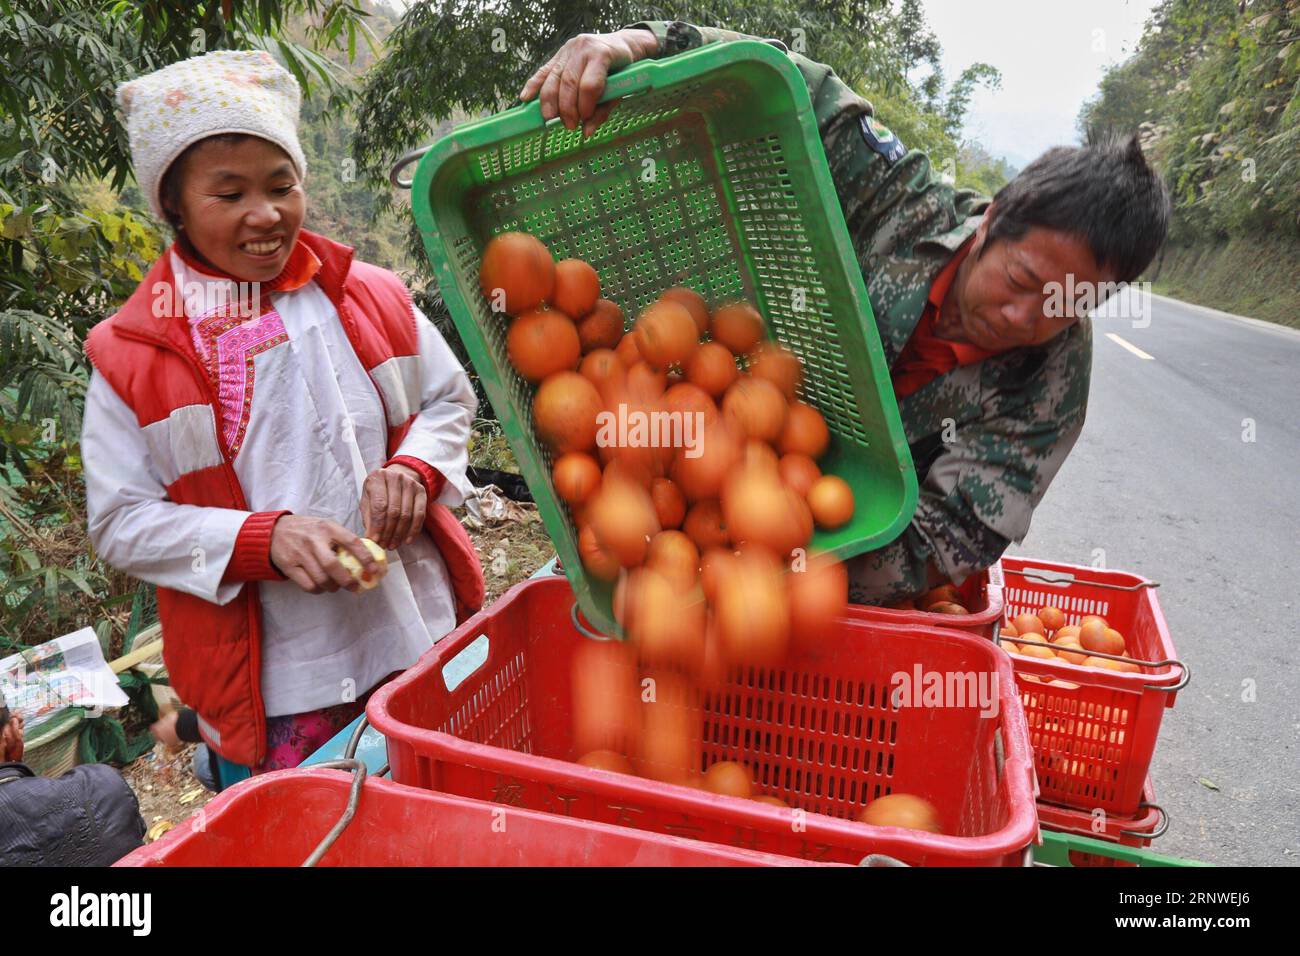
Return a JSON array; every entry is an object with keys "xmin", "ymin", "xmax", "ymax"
[
  {"xmin": 847, "ymin": 561, "xmax": 1005, "ymax": 636},
  {"xmin": 114, "ymin": 768, "xmax": 827, "ymax": 867},
  {"xmin": 998, "ymin": 556, "xmax": 1187, "ymax": 817},
  {"xmin": 1037, "ymin": 777, "xmax": 1165, "ymax": 868},
  {"xmin": 367, "ymin": 575, "xmax": 1039, "ymax": 866}
]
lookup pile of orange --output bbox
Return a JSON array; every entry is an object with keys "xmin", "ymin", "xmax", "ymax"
[
  {"xmin": 480, "ymin": 230, "xmax": 874, "ymax": 807},
  {"xmin": 1000, "ymin": 605, "xmax": 1142, "ymax": 678}
]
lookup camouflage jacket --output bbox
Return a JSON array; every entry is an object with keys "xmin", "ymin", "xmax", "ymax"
[{"xmin": 632, "ymin": 21, "xmax": 1091, "ymax": 602}]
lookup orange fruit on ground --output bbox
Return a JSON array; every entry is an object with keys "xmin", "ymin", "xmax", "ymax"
[
  {"xmin": 634, "ymin": 300, "xmax": 700, "ymax": 370},
  {"xmin": 552, "ymin": 452, "xmax": 601, "ymax": 504},
  {"xmin": 577, "ymin": 523, "xmax": 620, "ymax": 582},
  {"xmin": 682, "ymin": 498, "xmax": 730, "ymax": 551},
  {"xmin": 479, "ymin": 232, "xmax": 554, "ymax": 315},
  {"xmin": 806, "ymin": 475, "xmax": 854, "ymax": 529},
  {"xmin": 748, "ymin": 342, "xmax": 802, "ymax": 400},
  {"xmin": 660, "ymin": 382, "xmax": 719, "ymax": 428},
  {"xmin": 778, "ymin": 452, "xmax": 821, "ymax": 497},
  {"xmin": 614, "ymin": 331, "xmax": 642, "ymax": 367},
  {"xmin": 788, "ymin": 552, "xmax": 848, "ymax": 644},
  {"xmin": 645, "ymin": 530, "xmax": 700, "ymax": 590},
  {"xmin": 670, "ymin": 418, "xmax": 742, "ymax": 502},
  {"xmin": 857, "ymin": 793, "xmax": 942, "ymax": 833},
  {"xmin": 1039, "ymin": 606, "xmax": 1066, "ymax": 633},
  {"xmin": 1012, "ymin": 613, "xmax": 1046, "ymax": 637},
  {"xmin": 710, "ymin": 302, "xmax": 764, "ymax": 355},
  {"xmin": 659, "ymin": 286, "xmax": 710, "ymax": 336},
  {"xmin": 714, "ymin": 546, "xmax": 790, "ymax": 668},
  {"xmin": 777, "ymin": 401, "xmax": 830, "ymax": 458},
  {"xmin": 550, "ymin": 259, "xmax": 600, "ymax": 319},
  {"xmin": 587, "ymin": 474, "xmax": 661, "ymax": 567},
  {"xmin": 507, "ymin": 309, "xmax": 580, "ymax": 382},
  {"xmin": 721, "ymin": 377, "xmax": 788, "ymax": 443},
  {"xmin": 532, "ymin": 372, "xmax": 601, "ymax": 454},
  {"xmin": 578, "ymin": 348, "xmax": 626, "ymax": 401},
  {"xmin": 649, "ymin": 477, "xmax": 686, "ymax": 529},
  {"xmin": 577, "ymin": 750, "xmax": 633, "ymax": 774},
  {"xmin": 684, "ymin": 341, "xmax": 738, "ymax": 398},
  {"xmin": 702, "ymin": 761, "xmax": 752, "ymax": 799},
  {"xmin": 721, "ymin": 467, "xmax": 812, "ymax": 558},
  {"xmin": 576, "ymin": 298, "xmax": 624, "ymax": 353}
]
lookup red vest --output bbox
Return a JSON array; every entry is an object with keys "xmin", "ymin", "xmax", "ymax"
[{"xmin": 85, "ymin": 230, "xmax": 484, "ymax": 766}]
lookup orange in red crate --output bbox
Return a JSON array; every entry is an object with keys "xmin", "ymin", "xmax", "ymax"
[
  {"xmin": 368, "ymin": 575, "xmax": 1038, "ymax": 866},
  {"xmin": 999, "ymin": 557, "xmax": 1186, "ymax": 817}
]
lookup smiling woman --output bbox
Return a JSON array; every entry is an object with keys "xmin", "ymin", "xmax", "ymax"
[
  {"xmin": 79, "ymin": 49, "xmax": 484, "ymax": 789},
  {"xmin": 159, "ymin": 133, "xmax": 306, "ymax": 283}
]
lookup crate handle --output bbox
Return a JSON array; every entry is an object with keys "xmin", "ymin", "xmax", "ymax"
[
  {"xmin": 570, "ymin": 601, "xmax": 621, "ymax": 642},
  {"xmin": 301, "ymin": 758, "xmax": 367, "ymax": 867},
  {"xmin": 1120, "ymin": 801, "xmax": 1168, "ymax": 840},
  {"xmin": 1003, "ymin": 635, "xmax": 1189, "ymax": 692},
  {"xmin": 442, "ymin": 633, "xmax": 492, "ymax": 691},
  {"xmin": 857, "ymin": 853, "xmax": 909, "ymax": 867},
  {"xmin": 601, "ymin": 66, "xmax": 655, "ymax": 101},
  {"xmin": 1005, "ymin": 566, "xmax": 1160, "ymax": 591},
  {"xmin": 390, "ymin": 145, "xmax": 431, "ymax": 189}
]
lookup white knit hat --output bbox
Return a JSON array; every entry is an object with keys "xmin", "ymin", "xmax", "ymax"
[{"xmin": 116, "ymin": 49, "xmax": 308, "ymax": 221}]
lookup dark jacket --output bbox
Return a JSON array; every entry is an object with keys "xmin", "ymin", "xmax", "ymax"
[{"xmin": 0, "ymin": 761, "xmax": 146, "ymax": 866}]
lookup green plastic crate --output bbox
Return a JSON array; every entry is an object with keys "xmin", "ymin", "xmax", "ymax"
[
  {"xmin": 1034, "ymin": 829, "xmax": 1211, "ymax": 867},
  {"xmin": 411, "ymin": 40, "xmax": 917, "ymax": 634}
]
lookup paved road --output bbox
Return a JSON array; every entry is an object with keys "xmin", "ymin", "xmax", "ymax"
[{"xmin": 1008, "ymin": 292, "xmax": 1300, "ymax": 866}]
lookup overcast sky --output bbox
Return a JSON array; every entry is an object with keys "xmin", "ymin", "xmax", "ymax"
[{"xmin": 919, "ymin": 0, "xmax": 1162, "ymax": 167}]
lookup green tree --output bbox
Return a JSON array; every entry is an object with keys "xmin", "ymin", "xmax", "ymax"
[{"xmin": 0, "ymin": 0, "xmax": 371, "ymax": 654}]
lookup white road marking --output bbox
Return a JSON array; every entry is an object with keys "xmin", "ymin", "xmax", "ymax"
[{"xmin": 1105, "ymin": 332, "xmax": 1155, "ymax": 361}]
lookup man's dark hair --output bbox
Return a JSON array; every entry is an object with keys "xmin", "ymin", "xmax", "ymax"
[
  {"xmin": 158, "ymin": 132, "xmax": 257, "ymax": 232},
  {"xmin": 987, "ymin": 133, "xmax": 1170, "ymax": 283}
]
